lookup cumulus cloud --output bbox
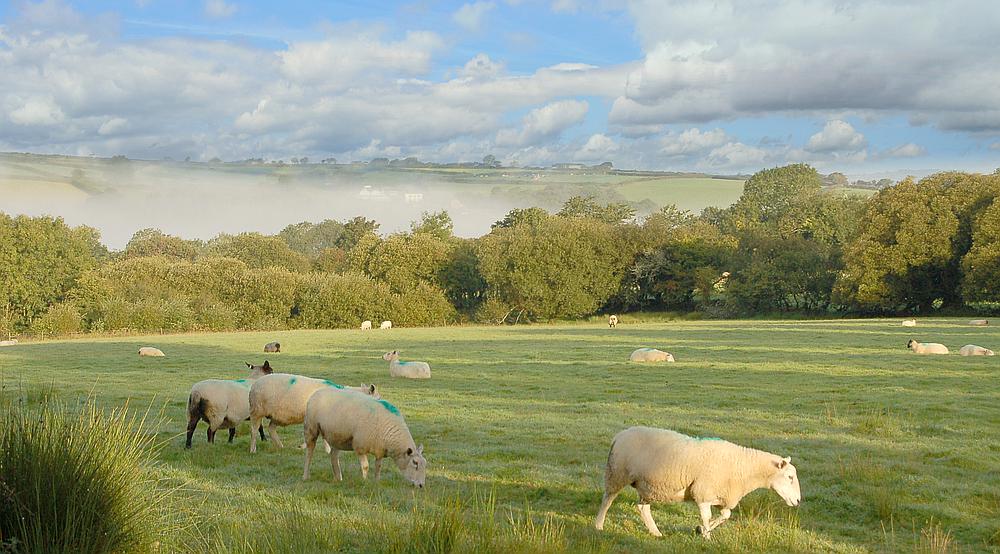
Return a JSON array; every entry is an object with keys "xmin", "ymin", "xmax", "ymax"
[
  {"xmin": 805, "ymin": 120, "xmax": 867, "ymax": 153},
  {"xmin": 459, "ymin": 53, "xmax": 504, "ymax": 79},
  {"xmin": 660, "ymin": 127, "xmax": 728, "ymax": 157},
  {"xmin": 496, "ymin": 100, "xmax": 589, "ymax": 147},
  {"xmin": 881, "ymin": 143, "xmax": 927, "ymax": 158},
  {"xmin": 574, "ymin": 133, "xmax": 619, "ymax": 161},
  {"xmin": 453, "ymin": 2, "xmax": 496, "ymax": 31},
  {"xmin": 204, "ymin": 0, "xmax": 237, "ymax": 18},
  {"xmin": 9, "ymin": 97, "xmax": 65, "ymax": 126}
]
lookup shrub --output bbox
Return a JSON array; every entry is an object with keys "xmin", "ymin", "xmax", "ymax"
[
  {"xmin": 29, "ymin": 302, "xmax": 83, "ymax": 338},
  {"xmin": 393, "ymin": 284, "xmax": 458, "ymax": 327},
  {"xmin": 0, "ymin": 398, "xmax": 179, "ymax": 553}
]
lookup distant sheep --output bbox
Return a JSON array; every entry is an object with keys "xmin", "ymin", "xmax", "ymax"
[
  {"xmin": 960, "ymin": 344, "xmax": 994, "ymax": 356},
  {"xmin": 248, "ymin": 373, "xmax": 379, "ymax": 453},
  {"xmin": 595, "ymin": 426, "xmax": 800, "ymax": 538},
  {"xmin": 263, "ymin": 342, "xmax": 281, "ymax": 353},
  {"xmin": 185, "ymin": 361, "xmax": 273, "ymax": 448},
  {"xmin": 608, "ymin": 315, "xmax": 618, "ymax": 328},
  {"xmin": 139, "ymin": 346, "xmax": 165, "ymax": 357},
  {"xmin": 383, "ymin": 350, "xmax": 431, "ymax": 379},
  {"xmin": 969, "ymin": 319, "xmax": 989, "ymax": 326},
  {"xmin": 629, "ymin": 348, "xmax": 675, "ymax": 362},
  {"xmin": 380, "ymin": 320, "xmax": 392, "ymax": 330},
  {"xmin": 361, "ymin": 320, "xmax": 373, "ymax": 330},
  {"xmin": 0, "ymin": 339, "xmax": 17, "ymax": 347},
  {"xmin": 907, "ymin": 339, "xmax": 949, "ymax": 355},
  {"xmin": 901, "ymin": 319, "xmax": 917, "ymax": 327},
  {"xmin": 303, "ymin": 387, "xmax": 427, "ymax": 487}
]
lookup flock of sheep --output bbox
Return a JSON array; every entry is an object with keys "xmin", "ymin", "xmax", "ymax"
[{"xmin": 138, "ymin": 315, "xmax": 992, "ymax": 539}]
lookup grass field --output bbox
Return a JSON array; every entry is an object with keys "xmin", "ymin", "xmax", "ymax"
[{"xmin": 2, "ymin": 319, "xmax": 998, "ymax": 552}]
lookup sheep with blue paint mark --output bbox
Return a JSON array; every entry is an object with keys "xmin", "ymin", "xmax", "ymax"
[
  {"xmin": 629, "ymin": 348, "xmax": 674, "ymax": 362},
  {"xmin": 303, "ymin": 387, "xmax": 426, "ymax": 488},
  {"xmin": 383, "ymin": 350, "xmax": 431, "ymax": 379},
  {"xmin": 185, "ymin": 361, "xmax": 273, "ymax": 448},
  {"xmin": 248, "ymin": 373, "xmax": 379, "ymax": 453}
]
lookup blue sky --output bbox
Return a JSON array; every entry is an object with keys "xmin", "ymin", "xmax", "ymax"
[{"xmin": 1, "ymin": 0, "xmax": 999, "ymax": 176}]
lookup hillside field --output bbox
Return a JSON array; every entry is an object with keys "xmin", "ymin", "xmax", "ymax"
[{"xmin": 1, "ymin": 319, "xmax": 998, "ymax": 553}]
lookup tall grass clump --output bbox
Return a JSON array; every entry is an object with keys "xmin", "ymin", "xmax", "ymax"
[{"xmin": 0, "ymin": 397, "xmax": 177, "ymax": 554}]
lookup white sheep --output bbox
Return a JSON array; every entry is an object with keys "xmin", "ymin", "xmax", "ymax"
[
  {"xmin": 380, "ymin": 320, "xmax": 392, "ymax": 330},
  {"xmin": 185, "ymin": 361, "xmax": 273, "ymax": 448},
  {"xmin": 0, "ymin": 339, "xmax": 17, "ymax": 347},
  {"xmin": 303, "ymin": 387, "xmax": 426, "ymax": 487},
  {"xmin": 594, "ymin": 426, "xmax": 800, "ymax": 539},
  {"xmin": 608, "ymin": 315, "xmax": 618, "ymax": 328},
  {"xmin": 907, "ymin": 339, "xmax": 949, "ymax": 355},
  {"xmin": 361, "ymin": 320, "xmax": 373, "ymax": 330},
  {"xmin": 248, "ymin": 373, "xmax": 379, "ymax": 453},
  {"xmin": 263, "ymin": 341, "xmax": 281, "ymax": 353},
  {"xmin": 383, "ymin": 350, "xmax": 431, "ymax": 379},
  {"xmin": 139, "ymin": 346, "xmax": 165, "ymax": 357},
  {"xmin": 960, "ymin": 344, "xmax": 994, "ymax": 356},
  {"xmin": 629, "ymin": 348, "xmax": 675, "ymax": 362},
  {"xmin": 901, "ymin": 319, "xmax": 917, "ymax": 327},
  {"xmin": 969, "ymin": 319, "xmax": 989, "ymax": 326}
]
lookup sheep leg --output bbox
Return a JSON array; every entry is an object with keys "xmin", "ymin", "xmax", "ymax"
[
  {"xmin": 329, "ymin": 449, "xmax": 343, "ymax": 481},
  {"xmin": 373, "ymin": 457, "xmax": 382, "ymax": 481},
  {"xmin": 323, "ymin": 439, "xmax": 332, "ymax": 454},
  {"xmin": 594, "ymin": 487, "xmax": 623, "ymax": 531},
  {"xmin": 258, "ymin": 424, "xmax": 267, "ymax": 441},
  {"xmin": 268, "ymin": 420, "xmax": 284, "ymax": 448},
  {"xmin": 184, "ymin": 414, "xmax": 198, "ymax": 449},
  {"xmin": 228, "ymin": 428, "xmax": 236, "ymax": 443},
  {"xmin": 302, "ymin": 435, "xmax": 317, "ymax": 481},
  {"xmin": 706, "ymin": 508, "xmax": 732, "ymax": 533},
  {"xmin": 695, "ymin": 503, "xmax": 714, "ymax": 539},
  {"xmin": 637, "ymin": 503, "xmax": 662, "ymax": 537},
  {"xmin": 207, "ymin": 427, "xmax": 216, "ymax": 444},
  {"xmin": 358, "ymin": 454, "xmax": 369, "ymax": 480},
  {"xmin": 248, "ymin": 416, "xmax": 262, "ymax": 453}
]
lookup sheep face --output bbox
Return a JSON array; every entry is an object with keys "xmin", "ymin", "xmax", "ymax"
[
  {"xmin": 769, "ymin": 457, "xmax": 801, "ymax": 507},
  {"xmin": 382, "ymin": 350, "xmax": 400, "ymax": 362},
  {"xmin": 360, "ymin": 383, "xmax": 381, "ymax": 400},
  {"xmin": 246, "ymin": 361, "xmax": 273, "ymax": 378},
  {"xmin": 906, "ymin": 339, "xmax": 915, "ymax": 350},
  {"xmin": 401, "ymin": 445, "xmax": 427, "ymax": 488}
]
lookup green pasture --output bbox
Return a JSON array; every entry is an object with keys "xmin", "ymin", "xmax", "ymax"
[{"xmin": 1, "ymin": 319, "xmax": 998, "ymax": 552}]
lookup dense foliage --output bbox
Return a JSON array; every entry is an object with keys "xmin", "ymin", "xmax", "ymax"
[{"xmin": 2, "ymin": 166, "xmax": 999, "ymax": 336}]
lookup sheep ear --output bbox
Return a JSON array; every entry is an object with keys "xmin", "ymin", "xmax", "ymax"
[
  {"xmin": 417, "ymin": 444, "xmax": 423, "ymax": 455},
  {"xmin": 776, "ymin": 458, "xmax": 789, "ymax": 469},
  {"xmin": 264, "ymin": 361, "xmax": 271, "ymax": 369},
  {"xmin": 368, "ymin": 384, "xmax": 376, "ymax": 394},
  {"xmin": 246, "ymin": 362, "xmax": 252, "ymax": 368}
]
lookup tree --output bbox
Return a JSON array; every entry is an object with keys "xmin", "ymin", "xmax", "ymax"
[
  {"xmin": 205, "ymin": 233, "xmax": 311, "ymax": 272},
  {"xmin": 336, "ymin": 216, "xmax": 380, "ymax": 251},
  {"xmin": 349, "ymin": 232, "xmax": 454, "ymax": 293},
  {"xmin": 124, "ymin": 228, "xmax": 201, "ymax": 260},
  {"xmin": 278, "ymin": 220, "xmax": 345, "ymax": 258},
  {"xmin": 483, "ymin": 154, "xmax": 499, "ymax": 168},
  {"xmin": 438, "ymin": 239, "xmax": 486, "ymax": 313},
  {"xmin": 492, "ymin": 207, "xmax": 549, "ymax": 230},
  {"xmin": 557, "ymin": 195, "xmax": 635, "ymax": 224},
  {"xmin": 410, "ymin": 211, "xmax": 454, "ymax": 240},
  {"xmin": 728, "ymin": 164, "xmax": 823, "ymax": 231}
]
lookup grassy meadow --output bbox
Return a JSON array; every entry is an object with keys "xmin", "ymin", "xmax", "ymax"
[{"xmin": 1, "ymin": 319, "xmax": 998, "ymax": 553}]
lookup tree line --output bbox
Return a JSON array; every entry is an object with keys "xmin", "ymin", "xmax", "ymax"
[{"xmin": 3, "ymin": 164, "xmax": 999, "ymax": 338}]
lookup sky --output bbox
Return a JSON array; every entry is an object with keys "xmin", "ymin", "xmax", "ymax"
[{"xmin": 1, "ymin": 0, "xmax": 999, "ymax": 176}]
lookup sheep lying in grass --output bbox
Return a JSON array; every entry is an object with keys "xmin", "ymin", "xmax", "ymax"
[
  {"xmin": 248, "ymin": 374, "xmax": 379, "ymax": 453},
  {"xmin": 609, "ymin": 315, "xmax": 618, "ymax": 328},
  {"xmin": 186, "ymin": 361, "xmax": 273, "ymax": 448},
  {"xmin": 907, "ymin": 339, "xmax": 949, "ymax": 355},
  {"xmin": 594, "ymin": 427, "xmax": 800, "ymax": 539},
  {"xmin": 901, "ymin": 319, "xmax": 917, "ymax": 327},
  {"xmin": 263, "ymin": 342, "xmax": 281, "ymax": 353},
  {"xmin": 303, "ymin": 387, "xmax": 426, "ymax": 487},
  {"xmin": 383, "ymin": 350, "xmax": 431, "ymax": 379},
  {"xmin": 629, "ymin": 348, "xmax": 675, "ymax": 362},
  {"xmin": 969, "ymin": 319, "xmax": 989, "ymax": 326},
  {"xmin": 138, "ymin": 346, "xmax": 165, "ymax": 357},
  {"xmin": 380, "ymin": 320, "xmax": 392, "ymax": 330},
  {"xmin": 361, "ymin": 320, "xmax": 373, "ymax": 330},
  {"xmin": 0, "ymin": 339, "xmax": 17, "ymax": 347},
  {"xmin": 960, "ymin": 344, "xmax": 994, "ymax": 356}
]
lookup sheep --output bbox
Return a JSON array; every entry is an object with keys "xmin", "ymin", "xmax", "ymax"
[
  {"xmin": 383, "ymin": 350, "xmax": 431, "ymax": 379},
  {"xmin": 969, "ymin": 319, "xmax": 989, "ymax": 326},
  {"xmin": 185, "ymin": 361, "xmax": 273, "ymax": 448},
  {"xmin": 139, "ymin": 346, "xmax": 165, "ymax": 357},
  {"xmin": 361, "ymin": 320, "xmax": 373, "ymax": 330},
  {"xmin": 629, "ymin": 348, "xmax": 675, "ymax": 363},
  {"xmin": 248, "ymin": 373, "xmax": 379, "ymax": 453},
  {"xmin": 901, "ymin": 319, "xmax": 917, "ymax": 327},
  {"xmin": 609, "ymin": 315, "xmax": 618, "ymax": 328},
  {"xmin": 263, "ymin": 341, "xmax": 281, "ymax": 353},
  {"xmin": 907, "ymin": 339, "xmax": 949, "ymax": 355},
  {"xmin": 380, "ymin": 320, "xmax": 392, "ymax": 330},
  {"xmin": 960, "ymin": 344, "xmax": 994, "ymax": 356},
  {"xmin": 303, "ymin": 387, "xmax": 426, "ymax": 488},
  {"xmin": 0, "ymin": 339, "xmax": 17, "ymax": 347},
  {"xmin": 594, "ymin": 426, "xmax": 800, "ymax": 539}
]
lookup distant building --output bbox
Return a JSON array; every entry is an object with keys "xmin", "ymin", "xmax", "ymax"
[
  {"xmin": 359, "ymin": 185, "xmax": 387, "ymax": 200},
  {"xmin": 404, "ymin": 193, "xmax": 423, "ymax": 203}
]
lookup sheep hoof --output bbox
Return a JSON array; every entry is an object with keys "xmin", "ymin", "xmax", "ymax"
[{"xmin": 695, "ymin": 526, "xmax": 711, "ymax": 539}]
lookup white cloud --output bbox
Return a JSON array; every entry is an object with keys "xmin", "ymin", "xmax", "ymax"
[
  {"xmin": 805, "ymin": 120, "xmax": 867, "ymax": 153},
  {"xmin": 703, "ymin": 142, "xmax": 768, "ymax": 170},
  {"xmin": 660, "ymin": 127, "xmax": 728, "ymax": 157},
  {"xmin": 453, "ymin": 2, "xmax": 496, "ymax": 31},
  {"xmin": 204, "ymin": 0, "xmax": 237, "ymax": 18},
  {"xmin": 496, "ymin": 100, "xmax": 589, "ymax": 147},
  {"xmin": 459, "ymin": 53, "xmax": 504, "ymax": 79},
  {"xmin": 990, "ymin": 142, "xmax": 1000, "ymax": 151},
  {"xmin": 574, "ymin": 133, "xmax": 619, "ymax": 161},
  {"xmin": 881, "ymin": 143, "xmax": 927, "ymax": 158},
  {"xmin": 9, "ymin": 97, "xmax": 65, "ymax": 126},
  {"xmin": 97, "ymin": 117, "xmax": 129, "ymax": 135}
]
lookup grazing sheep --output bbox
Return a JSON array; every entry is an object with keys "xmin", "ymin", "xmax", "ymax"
[
  {"xmin": 139, "ymin": 346, "xmax": 165, "ymax": 357},
  {"xmin": 380, "ymin": 320, "xmax": 392, "ymax": 330},
  {"xmin": 185, "ymin": 361, "xmax": 274, "ymax": 448},
  {"xmin": 248, "ymin": 374, "xmax": 379, "ymax": 453},
  {"xmin": 263, "ymin": 342, "xmax": 281, "ymax": 353},
  {"xmin": 960, "ymin": 344, "xmax": 994, "ymax": 356},
  {"xmin": 361, "ymin": 320, "xmax": 373, "ymax": 330},
  {"xmin": 383, "ymin": 350, "xmax": 431, "ymax": 379},
  {"xmin": 969, "ymin": 319, "xmax": 989, "ymax": 326},
  {"xmin": 629, "ymin": 348, "xmax": 675, "ymax": 363},
  {"xmin": 609, "ymin": 315, "xmax": 618, "ymax": 328},
  {"xmin": 303, "ymin": 387, "xmax": 426, "ymax": 488},
  {"xmin": 0, "ymin": 339, "xmax": 17, "ymax": 347},
  {"xmin": 907, "ymin": 339, "xmax": 949, "ymax": 355},
  {"xmin": 901, "ymin": 319, "xmax": 917, "ymax": 327},
  {"xmin": 594, "ymin": 427, "xmax": 800, "ymax": 539}
]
